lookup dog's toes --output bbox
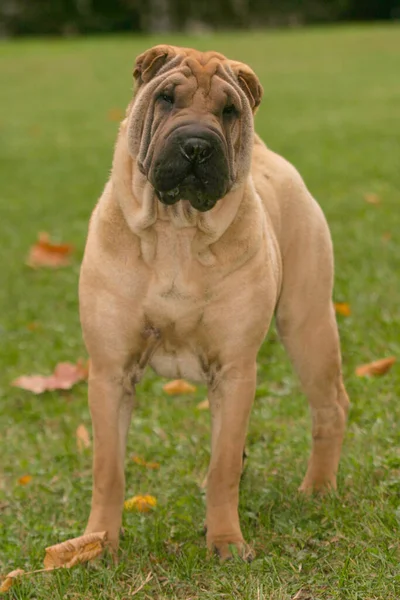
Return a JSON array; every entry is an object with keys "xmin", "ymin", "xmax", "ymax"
[
  {"xmin": 299, "ymin": 473, "xmax": 337, "ymax": 495},
  {"xmin": 208, "ymin": 539, "xmax": 255, "ymax": 563}
]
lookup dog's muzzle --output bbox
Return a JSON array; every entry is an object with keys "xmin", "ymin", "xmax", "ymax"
[{"xmin": 149, "ymin": 126, "xmax": 231, "ymax": 212}]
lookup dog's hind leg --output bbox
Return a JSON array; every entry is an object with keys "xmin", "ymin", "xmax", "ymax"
[{"xmin": 275, "ymin": 219, "xmax": 349, "ymax": 492}]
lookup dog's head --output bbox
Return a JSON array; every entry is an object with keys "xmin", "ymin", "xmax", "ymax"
[{"xmin": 127, "ymin": 45, "xmax": 263, "ymax": 212}]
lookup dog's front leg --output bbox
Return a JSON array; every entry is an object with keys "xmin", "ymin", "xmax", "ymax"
[
  {"xmin": 85, "ymin": 364, "xmax": 134, "ymax": 555},
  {"xmin": 206, "ymin": 360, "xmax": 256, "ymax": 562}
]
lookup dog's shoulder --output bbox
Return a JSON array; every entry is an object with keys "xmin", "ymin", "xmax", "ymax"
[
  {"xmin": 252, "ymin": 133, "xmax": 306, "ymax": 196},
  {"xmin": 251, "ymin": 133, "xmax": 329, "ymax": 249}
]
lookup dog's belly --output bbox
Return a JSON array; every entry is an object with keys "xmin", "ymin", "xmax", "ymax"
[{"xmin": 149, "ymin": 346, "xmax": 205, "ymax": 382}]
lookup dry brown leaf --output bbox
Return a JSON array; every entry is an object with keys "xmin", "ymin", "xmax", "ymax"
[
  {"xmin": 292, "ymin": 590, "xmax": 314, "ymax": 600},
  {"xmin": 0, "ymin": 569, "xmax": 25, "ymax": 593},
  {"xmin": 107, "ymin": 108, "xmax": 125, "ymax": 122},
  {"xmin": 355, "ymin": 356, "xmax": 396, "ymax": 377},
  {"xmin": 196, "ymin": 398, "xmax": 210, "ymax": 410},
  {"xmin": 17, "ymin": 474, "xmax": 32, "ymax": 486},
  {"xmin": 163, "ymin": 379, "xmax": 196, "ymax": 395},
  {"xmin": 363, "ymin": 193, "xmax": 380, "ymax": 205},
  {"xmin": 334, "ymin": 302, "xmax": 351, "ymax": 317},
  {"xmin": 12, "ymin": 360, "xmax": 89, "ymax": 394},
  {"xmin": 124, "ymin": 495, "xmax": 157, "ymax": 512},
  {"xmin": 76, "ymin": 424, "xmax": 91, "ymax": 452},
  {"xmin": 28, "ymin": 125, "xmax": 42, "ymax": 137},
  {"xmin": 132, "ymin": 455, "xmax": 160, "ymax": 469},
  {"xmin": 27, "ymin": 232, "xmax": 74, "ymax": 268},
  {"xmin": 44, "ymin": 531, "xmax": 107, "ymax": 569}
]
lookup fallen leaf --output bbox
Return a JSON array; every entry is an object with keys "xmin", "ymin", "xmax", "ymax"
[
  {"xmin": 363, "ymin": 193, "xmax": 380, "ymax": 205},
  {"xmin": 76, "ymin": 424, "xmax": 91, "ymax": 452},
  {"xmin": 382, "ymin": 231, "xmax": 392, "ymax": 242},
  {"xmin": 44, "ymin": 531, "xmax": 107, "ymax": 569},
  {"xmin": 27, "ymin": 232, "xmax": 74, "ymax": 268},
  {"xmin": 163, "ymin": 379, "xmax": 197, "ymax": 395},
  {"xmin": 292, "ymin": 590, "xmax": 314, "ymax": 600},
  {"xmin": 124, "ymin": 495, "xmax": 157, "ymax": 512},
  {"xmin": 18, "ymin": 474, "xmax": 32, "ymax": 486},
  {"xmin": 0, "ymin": 569, "xmax": 25, "ymax": 593},
  {"xmin": 196, "ymin": 398, "xmax": 210, "ymax": 410},
  {"xmin": 26, "ymin": 321, "xmax": 40, "ymax": 331},
  {"xmin": 12, "ymin": 360, "xmax": 89, "ymax": 394},
  {"xmin": 28, "ymin": 125, "xmax": 42, "ymax": 137},
  {"xmin": 107, "ymin": 108, "xmax": 125, "ymax": 122},
  {"xmin": 132, "ymin": 456, "xmax": 160, "ymax": 469},
  {"xmin": 356, "ymin": 356, "xmax": 396, "ymax": 377},
  {"xmin": 334, "ymin": 302, "xmax": 351, "ymax": 317}
]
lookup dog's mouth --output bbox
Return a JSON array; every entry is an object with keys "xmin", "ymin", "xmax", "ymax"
[{"xmin": 154, "ymin": 175, "xmax": 220, "ymax": 212}]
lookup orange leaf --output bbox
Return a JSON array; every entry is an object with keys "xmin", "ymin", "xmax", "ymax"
[
  {"xmin": 334, "ymin": 302, "xmax": 351, "ymax": 317},
  {"xmin": 0, "ymin": 569, "xmax": 25, "ymax": 593},
  {"xmin": 18, "ymin": 474, "xmax": 32, "ymax": 486},
  {"xmin": 124, "ymin": 495, "xmax": 157, "ymax": 512},
  {"xmin": 107, "ymin": 108, "xmax": 125, "ymax": 122},
  {"xmin": 363, "ymin": 193, "xmax": 380, "ymax": 205},
  {"xmin": 12, "ymin": 360, "xmax": 89, "ymax": 394},
  {"xmin": 27, "ymin": 232, "xmax": 74, "ymax": 268},
  {"xmin": 76, "ymin": 424, "xmax": 91, "ymax": 452},
  {"xmin": 355, "ymin": 356, "xmax": 396, "ymax": 377},
  {"xmin": 196, "ymin": 398, "xmax": 210, "ymax": 410},
  {"xmin": 44, "ymin": 531, "xmax": 107, "ymax": 569},
  {"xmin": 163, "ymin": 379, "xmax": 196, "ymax": 395},
  {"xmin": 132, "ymin": 456, "xmax": 160, "ymax": 469}
]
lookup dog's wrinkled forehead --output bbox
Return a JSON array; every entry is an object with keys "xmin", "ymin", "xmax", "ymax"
[{"xmin": 133, "ymin": 45, "xmax": 263, "ymax": 110}]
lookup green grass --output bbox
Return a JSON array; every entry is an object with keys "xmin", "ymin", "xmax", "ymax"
[{"xmin": 1, "ymin": 24, "xmax": 400, "ymax": 599}]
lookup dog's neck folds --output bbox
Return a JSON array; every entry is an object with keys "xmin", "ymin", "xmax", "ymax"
[{"xmin": 112, "ymin": 124, "xmax": 246, "ymax": 267}]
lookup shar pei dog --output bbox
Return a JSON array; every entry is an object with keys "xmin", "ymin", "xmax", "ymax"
[{"xmin": 79, "ymin": 45, "xmax": 350, "ymax": 561}]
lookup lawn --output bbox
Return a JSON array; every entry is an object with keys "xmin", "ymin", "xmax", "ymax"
[{"xmin": 0, "ymin": 23, "xmax": 399, "ymax": 599}]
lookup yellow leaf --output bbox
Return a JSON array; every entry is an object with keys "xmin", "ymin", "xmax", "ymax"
[
  {"xmin": 76, "ymin": 424, "xmax": 91, "ymax": 452},
  {"xmin": 18, "ymin": 474, "xmax": 32, "ymax": 486},
  {"xmin": 43, "ymin": 531, "xmax": 107, "ymax": 569},
  {"xmin": 163, "ymin": 379, "xmax": 196, "ymax": 395},
  {"xmin": 196, "ymin": 398, "xmax": 210, "ymax": 410},
  {"xmin": 124, "ymin": 495, "xmax": 157, "ymax": 513},
  {"xmin": 355, "ymin": 356, "xmax": 396, "ymax": 377},
  {"xmin": 0, "ymin": 569, "xmax": 25, "ymax": 593},
  {"xmin": 132, "ymin": 456, "xmax": 160, "ymax": 469},
  {"xmin": 334, "ymin": 302, "xmax": 351, "ymax": 317},
  {"xmin": 107, "ymin": 108, "xmax": 125, "ymax": 122},
  {"xmin": 363, "ymin": 193, "xmax": 380, "ymax": 205}
]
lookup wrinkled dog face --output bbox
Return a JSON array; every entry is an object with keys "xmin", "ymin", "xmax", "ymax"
[{"xmin": 127, "ymin": 46, "xmax": 263, "ymax": 212}]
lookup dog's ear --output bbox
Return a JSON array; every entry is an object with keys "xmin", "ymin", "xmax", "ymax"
[
  {"xmin": 229, "ymin": 62, "xmax": 263, "ymax": 111},
  {"xmin": 133, "ymin": 45, "xmax": 176, "ymax": 86}
]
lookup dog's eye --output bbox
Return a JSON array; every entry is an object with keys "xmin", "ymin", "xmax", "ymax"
[
  {"xmin": 159, "ymin": 93, "xmax": 174, "ymax": 105},
  {"xmin": 223, "ymin": 104, "xmax": 237, "ymax": 116}
]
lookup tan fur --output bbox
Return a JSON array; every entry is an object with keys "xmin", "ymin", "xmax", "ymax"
[{"xmin": 80, "ymin": 46, "xmax": 349, "ymax": 561}]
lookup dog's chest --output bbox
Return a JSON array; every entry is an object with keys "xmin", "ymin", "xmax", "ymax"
[
  {"xmin": 142, "ymin": 226, "xmax": 208, "ymax": 381},
  {"xmin": 143, "ymin": 226, "xmax": 204, "ymax": 323}
]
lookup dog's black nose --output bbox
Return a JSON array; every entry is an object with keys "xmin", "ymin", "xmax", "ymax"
[{"xmin": 180, "ymin": 137, "xmax": 213, "ymax": 164}]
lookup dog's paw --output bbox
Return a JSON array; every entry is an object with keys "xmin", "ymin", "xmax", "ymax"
[
  {"xmin": 208, "ymin": 537, "xmax": 255, "ymax": 563},
  {"xmin": 298, "ymin": 477, "xmax": 337, "ymax": 495}
]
